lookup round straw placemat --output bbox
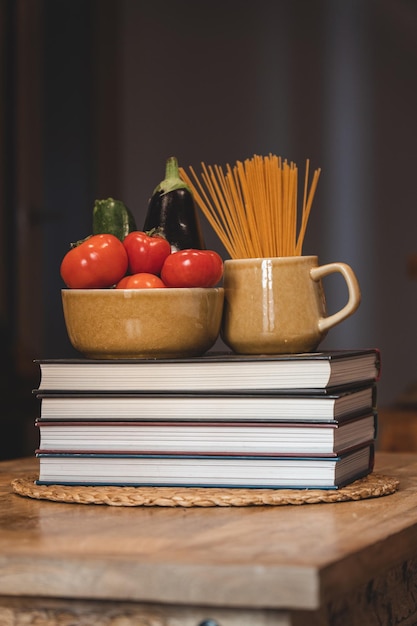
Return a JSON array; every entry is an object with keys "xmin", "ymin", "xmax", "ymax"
[{"xmin": 11, "ymin": 473, "xmax": 399, "ymax": 507}]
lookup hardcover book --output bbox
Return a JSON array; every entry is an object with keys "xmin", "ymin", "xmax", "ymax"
[
  {"xmin": 34, "ymin": 349, "xmax": 381, "ymax": 393},
  {"xmin": 35, "ymin": 385, "xmax": 376, "ymax": 423},
  {"xmin": 36, "ymin": 444, "xmax": 375, "ymax": 489},
  {"xmin": 35, "ymin": 413, "xmax": 377, "ymax": 456}
]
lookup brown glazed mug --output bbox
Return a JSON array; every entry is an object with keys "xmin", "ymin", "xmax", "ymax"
[{"xmin": 221, "ymin": 256, "xmax": 361, "ymax": 354}]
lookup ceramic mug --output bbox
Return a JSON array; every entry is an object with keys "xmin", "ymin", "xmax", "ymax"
[{"xmin": 221, "ymin": 256, "xmax": 361, "ymax": 354}]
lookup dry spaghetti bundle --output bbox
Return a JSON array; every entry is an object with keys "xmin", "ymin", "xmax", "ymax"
[{"xmin": 179, "ymin": 154, "xmax": 321, "ymax": 259}]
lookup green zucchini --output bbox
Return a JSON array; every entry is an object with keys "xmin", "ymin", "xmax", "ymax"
[{"xmin": 93, "ymin": 197, "xmax": 137, "ymax": 241}]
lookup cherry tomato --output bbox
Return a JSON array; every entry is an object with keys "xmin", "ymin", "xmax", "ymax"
[
  {"xmin": 123, "ymin": 231, "xmax": 171, "ymax": 275},
  {"xmin": 60, "ymin": 234, "xmax": 128, "ymax": 289},
  {"xmin": 161, "ymin": 249, "xmax": 223, "ymax": 288},
  {"xmin": 115, "ymin": 273, "xmax": 166, "ymax": 289}
]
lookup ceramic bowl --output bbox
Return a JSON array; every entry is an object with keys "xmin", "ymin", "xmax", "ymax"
[{"xmin": 62, "ymin": 287, "xmax": 224, "ymax": 359}]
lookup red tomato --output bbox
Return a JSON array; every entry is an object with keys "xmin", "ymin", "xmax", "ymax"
[
  {"xmin": 161, "ymin": 249, "xmax": 223, "ymax": 288},
  {"xmin": 123, "ymin": 231, "xmax": 171, "ymax": 275},
  {"xmin": 115, "ymin": 273, "xmax": 166, "ymax": 289},
  {"xmin": 60, "ymin": 234, "xmax": 128, "ymax": 288},
  {"xmin": 114, "ymin": 275, "xmax": 131, "ymax": 289}
]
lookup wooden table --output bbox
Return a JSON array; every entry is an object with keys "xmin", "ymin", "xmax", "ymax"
[
  {"xmin": 1, "ymin": 454, "xmax": 417, "ymax": 625},
  {"xmin": 378, "ymin": 407, "xmax": 417, "ymax": 451}
]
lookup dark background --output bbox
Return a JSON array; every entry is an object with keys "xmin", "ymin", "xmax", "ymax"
[{"xmin": 1, "ymin": 0, "xmax": 417, "ymax": 459}]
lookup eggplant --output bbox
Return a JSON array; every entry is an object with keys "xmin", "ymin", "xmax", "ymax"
[{"xmin": 143, "ymin": 156, "xmax": 205, "ymax": 251}]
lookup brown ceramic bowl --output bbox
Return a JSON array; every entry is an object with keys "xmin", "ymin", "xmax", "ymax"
[{"xmin": 62, "ymin": 287, "xmax": 224, "ymax": 359}]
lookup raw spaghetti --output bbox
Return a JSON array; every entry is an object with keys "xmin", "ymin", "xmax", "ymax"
[{"xmin": 179, "ymin": 154, "xmax": 321, "ymax": 259}]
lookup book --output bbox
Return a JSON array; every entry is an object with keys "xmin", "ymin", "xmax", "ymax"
[
  {"xmin": 35, "ymin": 413, "xmax": 377, "ymax": 456},
  {"xmin": 35, "ymin": 443, "xmax": 375, "ymax": 489},
  {"xmin": 34, "ymin": 349, "xmax": 381, "ymax": 393},
  {"xmin": 34, "ymin": 385, "xmax": 376, "ymax": 423}
]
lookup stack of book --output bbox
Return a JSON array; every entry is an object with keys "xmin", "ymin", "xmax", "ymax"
[{"xmin": 32, "ymin": 348, "xmax": 381, "ymax": 490}]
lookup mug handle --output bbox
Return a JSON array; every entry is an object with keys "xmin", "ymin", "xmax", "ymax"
[{"xmin": 310, "ymin": 263, "xmax": 361, "ymax": 333}]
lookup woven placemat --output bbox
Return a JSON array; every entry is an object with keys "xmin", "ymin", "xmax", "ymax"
[{"xmin": 11, "ymin": 473, "xmax": 399, "ymax": 507}]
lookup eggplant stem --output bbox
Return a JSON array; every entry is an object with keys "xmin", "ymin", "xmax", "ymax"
[{"xmin": 153, "ymin": 156, "xmax": 191, "ymax": 196}]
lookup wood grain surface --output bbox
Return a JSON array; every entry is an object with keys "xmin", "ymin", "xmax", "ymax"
[{"xmin": 1, "ymin": 453, "xmax": 417, "ymax": 624}]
